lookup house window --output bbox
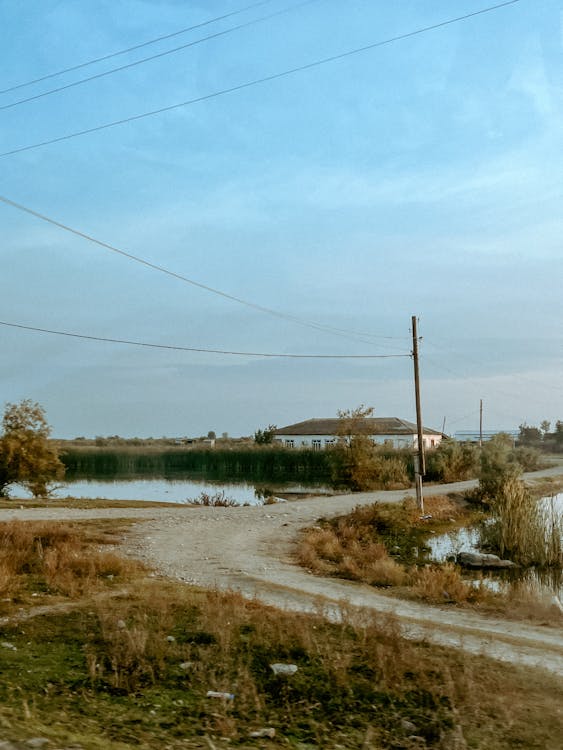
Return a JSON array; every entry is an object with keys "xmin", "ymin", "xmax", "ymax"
[
  {"xmin": 284, "ymin": 439, "xmax": 294, "ymax": 448},
  {"xmin": 324, "ymin": 439, "xmax": 335, "ymax": 447},
  {"xmin": 312, "ymin": 439, "xmax": 321, "ymax": 451}
]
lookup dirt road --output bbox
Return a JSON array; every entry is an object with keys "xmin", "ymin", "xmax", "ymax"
[{"xmin": 2, "ymin": 465, "xmax": 563, "ymax": 676}]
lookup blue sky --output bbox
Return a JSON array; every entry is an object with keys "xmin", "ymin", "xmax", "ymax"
[{"xmin": 1, "ymin": 0, "xmax": 562, "ymax": 438}]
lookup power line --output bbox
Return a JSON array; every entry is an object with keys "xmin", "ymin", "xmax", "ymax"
[
  {"xmin": 0, "ymin": 193, "xmax": 404, "ymax": 347},
  {"xmin": 0, "ymin": 0, "xmax": 521, "ymax": 159},
  {"xmin": 0, "ymin": 0, "xmax": 276, "ymax": 95},
  {"xmin": 0, "ymin": 320, "xmax": 411, "ymax": 359},
  {"xmin": 0, "ymin": 0, "xmax": 320, "ymax": 112}
]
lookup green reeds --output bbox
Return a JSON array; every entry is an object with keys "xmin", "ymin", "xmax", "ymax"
[{"xmin": 62, "ymin": 445, "xmax": 332, "ymax": 482}]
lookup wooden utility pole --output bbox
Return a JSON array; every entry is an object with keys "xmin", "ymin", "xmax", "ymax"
[
  {"xmin": 479, "ymin": 399, "xmax": 483, "ymax": 447},
  {"xmin": 411, "ymin": 315, "xmax": 425, "ymax": 511}
]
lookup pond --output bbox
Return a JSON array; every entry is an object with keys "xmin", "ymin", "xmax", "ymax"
[
  {"xmin": 426, "ymin": 492, "xmax": 563, "ymax": 600},
  {"xmin": 10, "ymin": 477, "xmax": 332, "ymax": 505}
]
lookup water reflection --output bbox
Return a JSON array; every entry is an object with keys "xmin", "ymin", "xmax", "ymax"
[
  {"xmin": 12, "ymin": 477, "xmax": 331, "ymax": 506},
  {"xmin": 426, "ymin": 492, "xmax": 563, "ymax": 600}
]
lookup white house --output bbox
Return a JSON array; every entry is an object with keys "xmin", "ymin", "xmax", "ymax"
[{"xmin": 274, "ymin": 418, "xmax": 443, "ymax": 450}]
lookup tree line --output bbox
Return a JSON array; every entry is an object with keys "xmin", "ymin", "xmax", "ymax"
[{"xmin": 517, "ymin": 420, "xmax": 563, "ymax": 451}]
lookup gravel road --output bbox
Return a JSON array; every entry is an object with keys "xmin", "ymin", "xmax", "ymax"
[{"xmin": 2, "ymin": 465, "xmax": 563, "ymax": 676}]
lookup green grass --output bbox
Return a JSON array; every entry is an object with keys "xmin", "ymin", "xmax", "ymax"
[{"xmin": 1, "ymin": 580, "xmax": 563, "ymax": 749}]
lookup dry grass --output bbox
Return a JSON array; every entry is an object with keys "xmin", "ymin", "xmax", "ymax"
[
  {"xmin": 0, "ymin": 517, "xmax": 562, "ymax": 747},
  {"xmin": 298, "ymin": 525, "xmax": 407, "ymax": 586},
  {"xmin": 0, "ymin": 520, "xmax": 142, "ymax": 607},
  {"xmin": 298, "ymin": 497, "xmax": 509, "ymax": 609},
  {"xmin": 482, "ymin": 478, "xmax": 563, "ymax": 566},
  {"xmin": 298, "ymin": 495, "xmax": 476, "ymax": 592},
  {"xmin": 410, "ymin": 563, "xmax": 491, "ymax": 605},
  {"xmin": 0, "ymin": 497, "xmax": 181, "ymax": 509},
  {"xmin": 189, "ymin": 490, "xmax": 240, "ymax": 507},
  {"xmin": 1, "ymin": 579, "xmax": 563, "ymax": 748}
]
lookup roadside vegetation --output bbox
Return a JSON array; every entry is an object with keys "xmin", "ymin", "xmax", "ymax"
[
  {"xmin": 298, "ymin": 494, "xmax": 493, "ymax": 603},
  {"xmin": 0, "ymin": 520, "xmax": 562, "ymax": 749},
  {"xmin": 0, "ymin": 520, "xmax": 140, "ymax": 608},
  {"xmin": 299, "ymin": 434, "xmax": 563, "ymax": 621}
]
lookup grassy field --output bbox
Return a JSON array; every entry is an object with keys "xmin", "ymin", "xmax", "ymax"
[{"xmin": 0, "ymin": 519, "xmax": 562, "ymax": 748}]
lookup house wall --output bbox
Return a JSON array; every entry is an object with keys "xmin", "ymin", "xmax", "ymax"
[
  {"xmin": 274, "ymin": 433, "xmax": 442, "ymax": 449},
  {"xmin": 415, "ymin": 434, "xmax": 442, "ymax": 449},
  {"xmin": 273, "ymin": 434, "xmax": 339, "ymax": 449}
]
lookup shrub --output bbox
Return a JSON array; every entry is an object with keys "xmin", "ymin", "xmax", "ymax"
[
  {"xmin": 425, "ymin": 439, "xmax": 478, "ymax": 483},
  {"xmin": 513, "ymin": 446, "xmax": 542, "ymax": 472},
  {"xmin": 189, "ymin": 490, "xmax": 239, "ymax": 507},
  {"xmin": 331, "ymin": 442, "xmax": 410, "ymax": 491},
  {"xmin": 478, "ymin": 433, "xmax": 522, "ymax": 501}
]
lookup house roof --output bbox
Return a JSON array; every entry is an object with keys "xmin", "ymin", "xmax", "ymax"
[{"xmin": 274, "ymin": 418, "xmax": 442, "ymax": 437}]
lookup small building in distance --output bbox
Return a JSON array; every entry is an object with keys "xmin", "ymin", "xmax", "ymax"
[
  {"xmin": 274, "ymin": 418, "xmax": 443, "ymax": 450},
  {"xmin": 454, "ymin": 429, "xmax": 518, "ymax": 443}
]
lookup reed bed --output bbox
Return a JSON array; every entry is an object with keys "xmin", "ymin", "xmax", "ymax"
[
  {"xmin": 62, "ymin": 445, "xmax": 332, "ymax": 482},
  {"xmin": 481, "ymin": 478, "xmax": 563, "ymax": 566}
]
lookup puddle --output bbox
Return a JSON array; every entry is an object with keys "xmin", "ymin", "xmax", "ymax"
[
  {"xmin": 426, "ymin": 526, "xmax": 481, "ymax": 562},
  {"xmin": 425, "ymin": 492, "xmax": 563, "ymax": 600}
]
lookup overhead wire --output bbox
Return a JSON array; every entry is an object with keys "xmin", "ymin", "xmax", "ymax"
[
  {"xmin": 443, "ymin": 410, "xmax": 481, "ymax": 429},
  {"xmin": 0, "ymin": 0, "xmax": 522, "ymax": 159},
  {"xmin": 0, "ymin": 194, "xmax": 406, "ymax": 348},
  {"xmin": 0, "ymin": 320, "xmax": 411, "ymax": 359},
  {"xmin": 0, "ymin": 0, "xmax": 321, "ymax": 111},
  {"xmin": 0, "ymin": 0, "xmax": 277, "ymax": 95}
]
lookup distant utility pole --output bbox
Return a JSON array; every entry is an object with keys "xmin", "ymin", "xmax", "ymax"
[
  {"xmin": 411, "ymin": 315, "xmax": 425, "ymax": 512},
  {"xmin": 479, "ymin": 399, "xmax": 483, "ymax": 448}
]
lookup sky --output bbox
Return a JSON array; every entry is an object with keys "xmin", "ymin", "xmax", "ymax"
[{"xmin": 1, "ymin": 0, "xmax": 562, "ymax": 439}]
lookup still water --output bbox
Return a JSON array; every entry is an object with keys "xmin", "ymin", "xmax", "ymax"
[
  {"xmin": 13, "ymin": 478, "xmax": 331, "ymax": 505},
  {"xmin": 426, "ymin": 493, "xmax": 563, "ymax": 599},
  {"xmin": 427, "ymin": 492, "xmax": 563, "ymax": 561}
]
